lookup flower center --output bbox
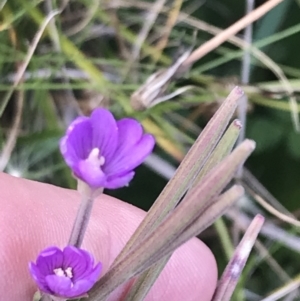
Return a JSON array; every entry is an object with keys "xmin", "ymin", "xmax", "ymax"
[
  {"xmin": 54, "ymin": 267, "xmax": 73, "ymax": 279},
  {"xmin": 86, "ymin": 148, "xmax": 105, "ymax": 167}
]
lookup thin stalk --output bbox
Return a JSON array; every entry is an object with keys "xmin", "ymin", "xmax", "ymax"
[
  {"xmin": 68, "ymin": 196, "xmax": 96, "ymax": 247},
  {"xmin": 154, "ymin": 186, "xmax": 245, "ymax": 262},
  {"xmin": 0, "ymin": 10, "xmax": 60, "ymax": 117},
  {"xmin": 212, "ymin": 214, "xmax": 265, "ymax": 301},
  {"xmin": 182, "ymin": 0, "xmax": 284, "ymax": 67},
  {"xmin": 240, "ymin": 0, "xmax": 255, "ymax": 85},
  {"xmin": 121, "ymin": 119, "xmax": 242, "ymax": 301},
  {"xmin": 236, "ymin": 0, "xmax": 255, "ymax": 178},
  {"xmin": 214, "ymin": 218, "xmax": 234, "ymax": 260},
  {"xmin": 44, "ymin": 0, "xmax": 80, "ymax": 125},
  {"xmin": 261, "ymin": 275, "xmax": 300, "ymax": 301},
  {"xmin": 123, "ymin": 255, "xmax": 171, "ymax": 301},
  {"xmin": 0, "ymin": 88, "xmax": 24, "ymax": 171}
]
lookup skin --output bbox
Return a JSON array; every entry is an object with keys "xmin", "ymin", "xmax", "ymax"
[{"xmin": 0, "ymin": 172, "xmax": 217, "ymax": 300}]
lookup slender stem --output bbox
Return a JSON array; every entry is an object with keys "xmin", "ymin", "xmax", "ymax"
[
  {"xmin": 182, "ymin": 0, "xmax": 283, "ymax": 67},
  {"xmin": 241, "ymin": 0, "xmax": 255, "ymax": 85},
  {"xmin": 44, "ymin": 0, "xmax": 80, "ymax": 125},
  {"xmin": 214, "ymin": 218, "xmax": 234, "ymax": 260},
  {"xmin": 40, "ymin": 186, "xmax": 101, "ymax": 301},
  {"xmin": 236, "ymin": 0, "xmax": 255, "ymax": 179},
  {"xmin": 0, "ymin": 10, "xmax": 60, "ymax": 117},
  {"xmin": 0, "ymin": 88, "xmax": 24, "ymax": 171},
  {"xmin": 68, "ymin": 193, "xmax": 98, "ymax": 247},
  {"xmin": 212, "ymin": 214, "xmax": 264, "ymax": 301}
]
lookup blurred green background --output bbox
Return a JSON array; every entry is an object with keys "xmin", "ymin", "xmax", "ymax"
[{"xmin": 1, "ymin": 0, "xmax": 300, "ymax": 299}]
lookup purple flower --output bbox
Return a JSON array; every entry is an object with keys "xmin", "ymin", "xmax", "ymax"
[
  {"xmin": 29, "ymin": 246, "xmax": 102, "ymax": 298},
  {"xmin": 60, "ymin": 108, "xmax": 155, "ymax": 189}
]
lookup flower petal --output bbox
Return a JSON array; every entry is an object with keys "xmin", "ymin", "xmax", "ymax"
[
  {"xmin": 45, "ymin": 275, "xmax": 74, "ymax": 297},
  {"xmin": 88, "ymin": 262, "xmax": 102, "ymax": 282},
  {"xmin": 60, "ymin": 118, "xmax": 93, "ymax": 167},
  {"xmin": 105, "ymin": 171, "xmax": 135, "ymax": 189},
  {"xmin": 77, "ymin": 159, "xmax": 106, "ymax": 188},
  {"xmin": 77, "ymin": 261, "xmax": 102, "ymax": 282},
  {"xmin": 36, "ymin": 246, "xmax": 64, "ymax": 275},
  {"xmin": 90, "ymin": 109, "xmax": 118, "ymax": 162},
  {"xmin": 66, "ymin": 116, "xmax": 89, "ymax": 135},
  {"xmin": 66, "ymin": 279, "xmax": 94, "ymax": 298},
  {"xmin": 67, "ymin": 263, "xmax": 102, "ymax": 297},
  {"xmin": 106, "ymin": 133, "xmax": 155, "ymax": 175},
  {"xmin": 62, "ymin": 247, "xmax": 93, "ymax": 280},
  {"xmin": 116, "ymin": 118, "xmax": 144, "ymax": 152},
  {"xmin": 29, "ymin": 263, "xmax": 53, "ymax": 294}
]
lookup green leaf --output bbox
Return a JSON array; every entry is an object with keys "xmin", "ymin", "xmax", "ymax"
[{"xmin": 88, "ymin": 139, "xmax": 255, "ymax": 300}]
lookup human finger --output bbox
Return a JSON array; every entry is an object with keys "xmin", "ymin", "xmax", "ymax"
[{"xmin": 0, "ymin": 172, "xmax": 217, "ymax": 301}]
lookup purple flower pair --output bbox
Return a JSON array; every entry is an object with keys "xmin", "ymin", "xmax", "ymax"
[{"xmin": 29, "ymin": 108, "xmax": 155, "ymax": 298}]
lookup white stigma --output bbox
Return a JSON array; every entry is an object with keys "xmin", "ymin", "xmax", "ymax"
[
  {"xmin": 54, "ymin": 267, "xmax": 73, "ymax": 278},
  {"xmin": 65, "ymin": 267, "xmax": 73, "ymax": 278},
  {"xmin": 87, "ymin": 148, "xmax": 105, "ymax": 166}
]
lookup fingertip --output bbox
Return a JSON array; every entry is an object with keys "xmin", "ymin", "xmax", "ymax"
[{"xmin": 143, "ymin": 238, "xmax": 217, "ymax": 301}]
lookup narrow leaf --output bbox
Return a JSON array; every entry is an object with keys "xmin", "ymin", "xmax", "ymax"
[
  {"xmin": 122, "ymin": 255, "xmax": 171, "ymax": 301},
  {"xmin": 194, "ymin": 119, "xmax": 242, "ymax": 183},
  {"xmin": 212, "ymin": 214, "xmax": 265, "ymax": 301},
  {"xmin": 113, "ymin": 87, "xmax": 244, "ymax": 266},
  {"xmin": 89, "ymin": 139, "xmax": 255, "ymax": 300},
  {"xmin": 155, "ymin": 185, "xmax": 245, "ymax": 261},
  {"xmin": 124, "ymin": 119, "xmax": 242, "ymax": 301}
]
